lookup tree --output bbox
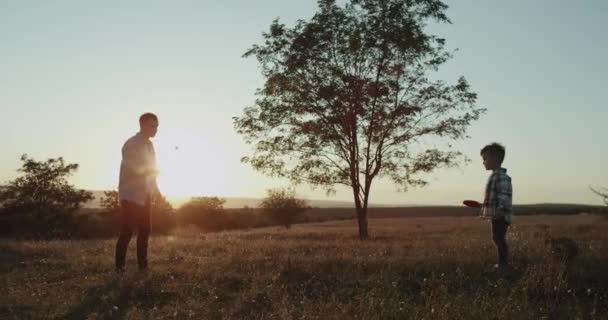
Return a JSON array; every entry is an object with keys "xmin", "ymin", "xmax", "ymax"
[
  {"xmin": 100, "ymin": 190, "xmax": 176, "ymax": 233},
  {"xmin": 150, "ymin": 194, "xmax": 176, "ymax": 234},
  {"xmin": 152, "ymin": 195, "xmax": 174, "ymax": 214},
  {"xmin": 234, "ymin": 0, "xmax": 483, "ymax": 239},
  {"xmin": 0, "ymin": 154, "xmax": 93, "ymax": 216},
  {"xmin": 178, "ymin": 197, "xmax": 227, "ymax": 231},
  {"xmin": 591, "ymin": 187, "xmax": 608, "ymax": 206},
  {"xmin": 100, "ymin": 190, "xmax": 173, "ymax": 213},
  {"xmin": 260, "ymin": 188, "xmax": 309, "ymax": 229},
  {"xmin": 100, "ymin": 190, "xmax": 121, "ymax": 213}
]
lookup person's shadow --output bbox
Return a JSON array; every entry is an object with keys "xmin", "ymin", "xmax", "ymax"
[{"xmin": 63, "ymin": 276, "xmax": 134, "ymax": 320}]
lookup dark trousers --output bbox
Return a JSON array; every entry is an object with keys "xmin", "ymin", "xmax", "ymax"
[
  {"xmin": 491, "ymin": 218, "xmax": 509, "ymax": 266},
  {"xmin": 115, "ymin": 199, "xmax": 151, "ymax": 271}
]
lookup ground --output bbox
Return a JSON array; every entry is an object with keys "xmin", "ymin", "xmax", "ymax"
[{"xmin": 1, "ymin": 214, "xmax": 607, "ymax": 319}]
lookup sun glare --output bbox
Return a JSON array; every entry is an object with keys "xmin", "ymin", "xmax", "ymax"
[{"xmin": 154, "ymin": 127, "xmax": 231, "ymax": 200}]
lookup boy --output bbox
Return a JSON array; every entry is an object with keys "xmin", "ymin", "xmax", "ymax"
[{"xmin": 480, "ymin": 143, "xmax": 513, "ymax": 270}]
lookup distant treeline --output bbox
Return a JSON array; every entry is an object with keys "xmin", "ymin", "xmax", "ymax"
[
  {"xmin": 306, "ymin": 204, "xmax": 606, "ymax": 220},
  {"xmin": 0, "ymin": 207, "xmax": 335, "ymax": 240},
  {"xmin": 1, "ymin": 203, "xmax": 604, "ymax": 240},
  {"xmin": 2, "ymin": 155, "xmax": 605, "ymax": 240},
  {"xmin": 0, "ymin": 153, "xmax": 312, "ymax": 239},
  {"xmin": 0, "ymin": 189, "xmax": 313, "ymax": 239}
]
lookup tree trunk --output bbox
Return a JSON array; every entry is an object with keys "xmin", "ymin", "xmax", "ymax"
[
  {"xmin": 352, "ymin": 183, "xmax": 369, "ymax": 240},
  {"xmin": 356, "ymin": 206, "xmax": 369, "ymax": 240}
]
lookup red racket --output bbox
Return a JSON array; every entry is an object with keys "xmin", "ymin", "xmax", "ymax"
[{"xmin": 462, "ymin": 200, "xmax": 482, "ymax": 208}]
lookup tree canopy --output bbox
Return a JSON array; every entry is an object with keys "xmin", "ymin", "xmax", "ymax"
[{"xmin": 235, "ymin": 0, "xmax": 483, "ymax": 238}]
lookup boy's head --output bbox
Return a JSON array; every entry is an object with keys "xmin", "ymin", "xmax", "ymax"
[{"xmin": 480, "ymin": 143, "xmax": 505, "ymax": 171}]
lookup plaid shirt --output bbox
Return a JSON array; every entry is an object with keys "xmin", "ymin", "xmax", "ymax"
[{"xmin": 481, "ymin": 168, "xmax": 513, "ymax": 223}]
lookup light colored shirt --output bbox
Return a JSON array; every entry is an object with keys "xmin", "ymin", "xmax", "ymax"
[
  {"xmin": 481, "ymin": 168, "xmax": 513, "ymax": 224},
  {"xmin": 118, "ymin": 132, "xmax": 160, "ymax": 206}
]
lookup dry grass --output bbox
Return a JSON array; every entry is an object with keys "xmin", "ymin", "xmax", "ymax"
[{"xmin": 1, "ymin": 215, "xmax": 607, "ymax": 319}]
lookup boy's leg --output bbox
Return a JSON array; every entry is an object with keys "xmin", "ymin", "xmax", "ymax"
[
  {"xmin": 136, "ymin": 200, "xmax": 151, "ymax": 271},
  {"xmin": 491, "ymin": 218, "xmax": 509, "ymax": 266},
  {"xmin": 115, "ymin": 201, "xmax": 136, "ymax": 272}
]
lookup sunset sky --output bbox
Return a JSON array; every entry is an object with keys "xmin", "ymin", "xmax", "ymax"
[{"xmin": 1, "ymin": 0, "xmax": 606, "ymax": 205}]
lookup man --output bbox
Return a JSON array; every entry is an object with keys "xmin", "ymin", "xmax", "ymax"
[{"xmin": 115, "ymin": 113, "xmax": 161, "ymax": 273}]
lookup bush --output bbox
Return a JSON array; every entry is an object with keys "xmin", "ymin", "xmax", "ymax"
[
  {"xmin": 100, "ymin": 191, "xmax": 177, "ymax": 236},
  {"xmin": 0, "ymin": 155, "xmax": 93, "ymax": 216},
  {"xmin": 178, "ymin": 197, "xmax": 227, "ymax": 231},
  {"xmin": 260, "ymin": 188, "xmax": 308, "ymax": 229},
  {"xmin": 0, "ymin": 155, "xmax": 93, "ymax": 238}
]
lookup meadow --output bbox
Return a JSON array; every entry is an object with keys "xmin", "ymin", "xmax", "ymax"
[{"xmin": 1, "ymin": 214, "xmax": 607, "ymax": 319}]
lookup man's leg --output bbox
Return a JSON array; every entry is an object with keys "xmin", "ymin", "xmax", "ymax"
[
  {"xmin": 492, "ymin": 219, "xmax": 509, "ymax": 267},
  {"xmin": 136, "ymin": 200, "xmax": 151, "ymax": 271},
  {"xmin": 115, "ymin": 201, "xmax": 136, "ymax": 272}
]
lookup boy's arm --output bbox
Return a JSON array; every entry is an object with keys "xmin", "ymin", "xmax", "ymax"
[{"xmin": 495, "ymin": 174, "xmax": 512, "ymax": 216}]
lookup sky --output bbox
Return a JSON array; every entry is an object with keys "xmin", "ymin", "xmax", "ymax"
[{"xmin": 0, "ymin": 0, "xmax": 606, "ymax": 205}]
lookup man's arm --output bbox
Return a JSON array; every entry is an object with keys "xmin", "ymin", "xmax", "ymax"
[
  {"xmin": 151, "ymin": 179, "xmax": 162, "ymax": 199},
  {"xmin": 148, "ymin": 142, "xmax": 162, "ymax": 198}
]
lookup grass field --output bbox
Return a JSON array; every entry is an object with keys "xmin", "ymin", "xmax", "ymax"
[{"xmin": 2, "ymin": 214, "xmax": 607, "ymax": 319}]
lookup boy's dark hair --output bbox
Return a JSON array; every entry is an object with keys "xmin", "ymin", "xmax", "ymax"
[
  {"xmin": 139, "ymin": 113, "xmax": 158, "ymax": 125},
  {"xmin": 481, "ymin": 143, "xmax": 506, "ymax": 163}
]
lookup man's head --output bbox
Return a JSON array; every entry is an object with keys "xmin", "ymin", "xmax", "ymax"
[
  {"xmin": 480, "ymin": 143, "xmax": 505, "ymax": 171},
  {"xmin": 139, "ymin": 113, "xmax": 159, "ymax": 138}
]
